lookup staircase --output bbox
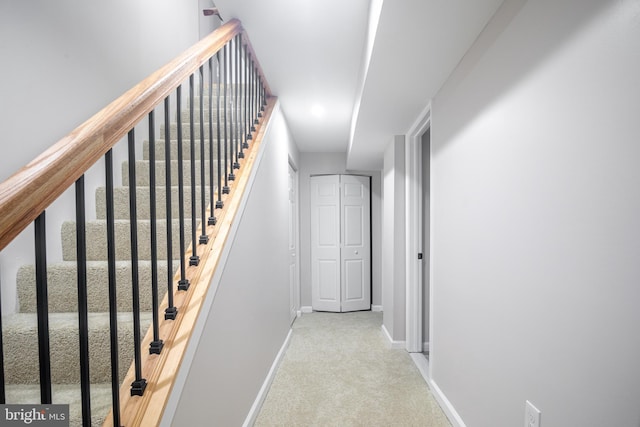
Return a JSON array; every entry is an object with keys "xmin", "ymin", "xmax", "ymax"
[
  {"xmin": 3, "ymin": 100, "xmax": 221, "ymax": 426},
  {"xmin": 0, "ymin": 19, "xmax": 272, "ymax": 426}
]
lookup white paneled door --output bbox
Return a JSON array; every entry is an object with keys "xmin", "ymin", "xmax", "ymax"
[
  {"xmin": 310, "ymin": 175, "xmax": 341, "ymax": 312},
  {"xmin": 311, "ymin": 175, "xmax": 370, "ymax": 312},
  {"xmin": 340, "ymin": 175, "xmax": 371, "ymax": 312}
]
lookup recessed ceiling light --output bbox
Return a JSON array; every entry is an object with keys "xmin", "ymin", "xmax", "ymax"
[{"xmin": 311, "ymin": 104, "xmax": 325, "ymax": 118}]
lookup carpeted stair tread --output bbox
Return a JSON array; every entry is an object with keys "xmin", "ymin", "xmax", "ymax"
[
  {"xmin": 177, "ymin": 109, "xmax": 239, "ymax": 122},
  {"xmin": 122, "ymin": 159, "xmax": 216, "ymax": 186},
  {"xmin": 170, "ymin": 85, "xmax": 247, "ymax": 99},
  {"xmin": 95, "ymin": 186, "xmax": 213, "ymax": 220},
  {"xmin": 17, "ymin": 261, "xmax": 177, "ymax": 313},
  {"xmin": 173, "ymin": 110, "xmax": 243, "ymax": 124},
  {"xmin": 3, "ymin": 312, "xmax": 152, "ymax": 384},
  {"xmin": 143, "ymin": 139, "xmax": 219, "ymax": 161},
  {"xmin": 161, "ymin": 122, "xmax": 242, "ymax": 140},
  {"xmin": 61, "ymin": 219, "xmax": 194, "ymax": 261}
]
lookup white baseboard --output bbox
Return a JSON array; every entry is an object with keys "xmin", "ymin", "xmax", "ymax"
[
  {"xmin": 410, "ymin": 353, "xmax": 429, "ymax": 382},
  {"xmin": 428, "ymin": 377, "xmax": 467, "ymax": 427},
  {"xmin": 381, "ymin": 324, "xmax": 406, "ymax": 349},
  {"xmin": 372, "ymin": 305, "xmax": 383, "ymax": 312},
  {"xmin": 243, "ymin": 329, "xmax": 292, "ymax": 427},
  {"xmin": 408, "ymin": 353, "xmax": 466, "ymax": 427}
]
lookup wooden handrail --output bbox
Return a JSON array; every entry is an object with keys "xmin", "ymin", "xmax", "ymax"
[{"xmin": 0, "ymin": 18, "xmax": 269, "ymax": 252}]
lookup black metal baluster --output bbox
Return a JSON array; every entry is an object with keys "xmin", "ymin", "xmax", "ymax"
[
  {"xmin": 105, "ymin": 149, "xmax": 121, "ymax": 426},
  {"xmin": 234, "ymin": 34, "xmax": 242, "ymax": 166},
  {"xmin": 242, "ymin": 38, "xmax": 249, "ymax": 151},
  {"xmin": 215, "ymin": 52, "xmax": 224, "ymax": 207},
  {"xmin": 247, "ymin": 56, "xmax": 253, "ymax": 143},
  {"xmin": 127, "ymin": 129, "xmax": 147, "ymax": 396},
  {"xmin": 223, "ymin": 44, "xmax": 230, "ymax": 194},
  {"xmin": 164, "ymin": 97, "xmax": 178, "ymax": 320},
  {"xmin": 207, "ymin": 57, "xmax": 217, "ymax": 226},
  {"xmin": 148, "ymin": 111, "xmax": 164, "ymax": 354},
  {"xmin": 237, "ymin": 37, "xmax": 244, "ymax": 160},
  {"xmin": 188, "ymin": 75, "xmax": 200, "ymax": 267},
  {"xmin": 241, "ymin": 35, "xmax": 247, "ymax": 155},
  {"xmin": 176, "ymin": 86, "xmax": 190, "ymax": 291},
  {"xmin": 199, "ymin": 66, "xmax": 209, "ymax": 244},
  {"xmin": 264, "ymin": 77, "xmax": 268, "ymax": 110},
  {"xmin": 34, "ymin": 211, "xmax": 52, "ymax": 404},
  {"xmin": 75, "ymin": 176, "xmax": 91, "ymax": 426},
  {"xmin": 260, "ymin": 74, "xmax": 267, "ymax": 116},
  {"xmin": 252, "ymin": 69, "xmax": 260, "ymax": 124},
  {"xmin": 252, "ymin": 60, "xmax": 258, "ymax": 132},
  {"xmin": 255, "ymin": 70, "xmax": 260, "ymax": 123},
  {"xmin": 248, "ymin": 58, "xmax": 253, "ymax": 136},
  {"xmin": 228, "ymin": 38, "xmax": 236, "ymax": 183}
]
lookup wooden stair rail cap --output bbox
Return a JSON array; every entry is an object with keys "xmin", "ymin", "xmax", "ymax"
[{"xmin": 0, "ymin": 19, "xmax": 250, "ymax": 252}]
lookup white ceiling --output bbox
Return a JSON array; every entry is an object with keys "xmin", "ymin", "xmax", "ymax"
[{"xmin": 213, "ymin": 0, "xmax": 505, "ymax": 170}]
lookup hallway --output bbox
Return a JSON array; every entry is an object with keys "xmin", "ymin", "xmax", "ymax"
[{"xmin": 255, "ymin": 311, "xmax": 450, "ymax": 426}]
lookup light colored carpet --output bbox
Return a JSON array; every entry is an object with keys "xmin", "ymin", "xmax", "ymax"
[{"xmin": 255, "ymin": 311, "xmax": 451, "ymax": 427}]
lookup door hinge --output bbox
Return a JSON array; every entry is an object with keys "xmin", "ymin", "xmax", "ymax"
[{"xmin": 418, "ymin": 253, "xmax": 423, "ymax": 260}]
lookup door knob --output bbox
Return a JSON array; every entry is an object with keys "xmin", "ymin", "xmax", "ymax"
[{"xmin": 354, "ymin": 251, "xmax": 358, "ymax": 254}]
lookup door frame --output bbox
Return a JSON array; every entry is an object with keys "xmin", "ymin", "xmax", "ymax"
[
  {"xmin": 288, "ymin": 158, "xmax": 300, "ymax": 321},
  {"xmin": 310, "ymin": 173, "xmax": 372, "ymax": 312},
  {"xmin": 406, "ymin": 104, "xmax": 432, "ymax": 355}
]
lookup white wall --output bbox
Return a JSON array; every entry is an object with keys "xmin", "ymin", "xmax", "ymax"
[
  {"xmin": 0, "ymin": 0, "xmax": 202, "ymax": 313},
  {"xmin": 382, "ymin": 136, "xmax": 405, "ymax": 342},
  {"xmin": 0, "ymin": 1, "xmax": 200, "ymax": 182},
  {"xmin": 298, "ymin": 152, "xmax": 382, "ymax": 309},
  {"xmin": 430, "ymin": 0, "xmax": 640, "ymax": 426},
  {"xmin": 166, "ymin": 104, "xmax": 297, "ymax": 426}
]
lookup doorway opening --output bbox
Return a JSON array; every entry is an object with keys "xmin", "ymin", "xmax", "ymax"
[
  {"xmin": 406, "ymin": 105, "xmax": 431, "ymax": 369},
  {"xmin": 420, "ymin": 128, "xmax": 431, "ymax": 359},
  {"xmin": 310, "ymin": 174, "xmax": 372, "ymax": 312}
]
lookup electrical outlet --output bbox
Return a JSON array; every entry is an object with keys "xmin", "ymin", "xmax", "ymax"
[{"xmin": 525, "ymin": 400, "xmax": 541, "ymax": 427}]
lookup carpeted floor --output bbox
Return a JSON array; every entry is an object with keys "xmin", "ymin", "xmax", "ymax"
[{"xmin": 255, "ymin": 311, "xmax": 451, "ymax": 427}]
